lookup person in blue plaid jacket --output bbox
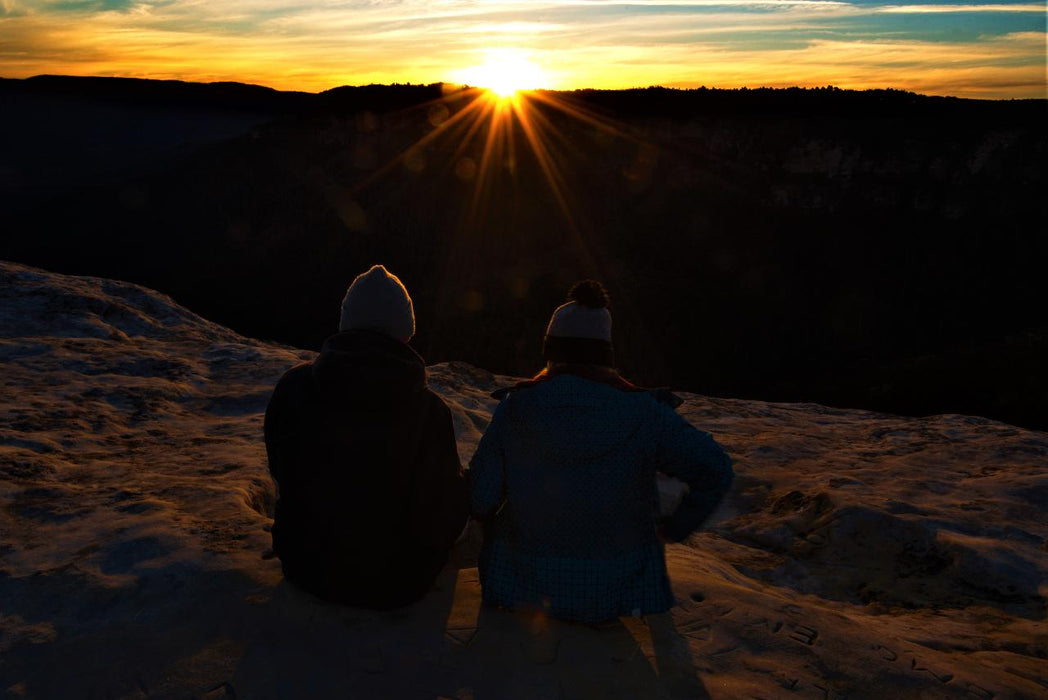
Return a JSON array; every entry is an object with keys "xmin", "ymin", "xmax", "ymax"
[{"xmin": 469, "ymin": 280, "xmax": 734, "ymax": 623}]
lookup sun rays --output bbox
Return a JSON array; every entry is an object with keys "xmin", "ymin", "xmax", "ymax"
[
  {"xmin": 421, "ymin": 86, "xmax": 616, "ymax": 230},
  {"xmin": 359, "ymin": 73, "xmax": 628, "ymax": 236}
]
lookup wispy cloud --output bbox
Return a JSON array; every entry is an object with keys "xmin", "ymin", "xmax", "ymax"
[
  {"xmin": 0, "ymin": 0, "xmax": 1044, "ymax": 97},
  {"xmin": 878, "ymin": 3, "xmax": 1044, "ymax": 12}
]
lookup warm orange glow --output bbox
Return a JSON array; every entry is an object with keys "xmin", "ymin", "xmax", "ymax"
[
  {"xmin": 452, "ymin": 51, "xmax": 549, "ymax": 99},
  {"xmin": 0, "ymin": 1, "xmax": 1042, "ymax": 99}
]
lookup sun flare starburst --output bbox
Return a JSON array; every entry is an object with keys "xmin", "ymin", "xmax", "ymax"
[
  {"xmin": 362, "ymin": 60, "xmax": 629, "ymax": 246},
  {"xmin": 454, "ymin": 50, "xmax": 548, "ymax": 98}
]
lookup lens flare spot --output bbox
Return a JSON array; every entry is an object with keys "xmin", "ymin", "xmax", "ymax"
[{"xmin": 455, "ymin": 157, "xmax": 477, "ymax": 181}]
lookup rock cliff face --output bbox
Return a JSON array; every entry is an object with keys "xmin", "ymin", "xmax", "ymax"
[{"xmin": 1, "ymin": 261, "xmax": 1045, "ymax": 699}]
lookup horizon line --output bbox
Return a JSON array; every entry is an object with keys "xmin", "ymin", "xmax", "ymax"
[{"xmin": 5, "ymin": 73, "xmax": 1046, "ymax": 102}]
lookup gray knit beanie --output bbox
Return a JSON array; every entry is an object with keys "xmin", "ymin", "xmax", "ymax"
[
  {"xmin": 339, "ymin": 265, "xmax": 415, "ymax": 342},
  {"xmin": 543, "ymin": 280, "xmax": 614, "ymax": 366}
]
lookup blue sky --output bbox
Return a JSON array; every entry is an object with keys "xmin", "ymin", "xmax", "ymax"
[{"xmin": 0, "ymin": 0, "xmax": 1044, "ymax": 97}]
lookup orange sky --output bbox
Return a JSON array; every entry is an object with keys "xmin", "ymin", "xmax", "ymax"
[{"xmin": 1, "ymin": 0, "xmax": 1045, "ymax": 98}]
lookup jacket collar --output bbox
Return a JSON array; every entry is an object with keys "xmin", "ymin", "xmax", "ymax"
[
  {"xmin": 312, "ymin": 329, "xmax": 426, "ymax": 399},
  {"xmin": 492, "ymin": 364, "xmax": 682, "ymax": 408}
]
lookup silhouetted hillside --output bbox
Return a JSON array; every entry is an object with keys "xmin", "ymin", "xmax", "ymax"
[
  {"xmin": 0, "ymin": 76, "xmax": 305, "ymax": 210},
  {"xmin": 3, "ymin": 76, "xmax": 1046, "ymax": 429}
]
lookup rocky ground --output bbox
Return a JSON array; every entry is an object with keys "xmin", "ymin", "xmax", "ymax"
[{"xmin": 1, "ymin": 260, "xmax": 1045, "ymax": 699}]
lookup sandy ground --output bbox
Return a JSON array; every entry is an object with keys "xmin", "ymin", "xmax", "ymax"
[{"xmin": 1, "ymin": 260, "xmax": 1045, "ymax": 699}]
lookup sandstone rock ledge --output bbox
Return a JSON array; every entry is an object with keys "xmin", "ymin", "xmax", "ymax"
[{"xmin": 1, "ymin": 261, "xmax": 1045, "ymax": 699}]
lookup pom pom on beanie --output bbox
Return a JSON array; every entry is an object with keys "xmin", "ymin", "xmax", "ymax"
[{"xmin": 567, "ymin": 279, "xmax": 610, "ymax": 309}]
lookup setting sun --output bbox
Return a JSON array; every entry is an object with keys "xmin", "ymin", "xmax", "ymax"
[{"xmin": 453, "ymin": 51, "xmax": 549, "ymax": 98}]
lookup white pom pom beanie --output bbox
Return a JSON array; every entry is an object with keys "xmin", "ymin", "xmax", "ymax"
[
  {"xmin": 338, "ymin": 265, "xmax": 416, "ymax": 342},
  {"xmin": 543, "ymin": 280, "xmax": 614, "ymax": 366}
]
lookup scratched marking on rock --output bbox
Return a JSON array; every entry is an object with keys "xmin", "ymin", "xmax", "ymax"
[
  {"xmin": 787, "ymin": 624, "xmax": 819, "ymax": 646},
  {"xmin": 872, "ymin": 644, "xmax": 897, "ymax": 661},
  {"xmin": 864, "ymin": 642, "xmax": 994, "ymax": 698},
  {"xmin": 445, "ymin": 629, "xmax": 478, "ymax": 646},
  {"xmin": 744, "ymin": 617, "xmax": 784, "ymax": 634},
  {"xmin": 689, "ymin": 602, "xmax": 1001, "ymax": 700},
  {"xmin": 911, "ymin": 656, "xmax": 954, "ymax": 684},
  {"xmin": 679, "ymin": 620, "xmax": 712, "ymax": 641},
  {"xmin": 709, "ymin": 644, "xmax": 738, "ymax": 656},
  {"xmin": 963, "ymin": 682, "xmax": 995, "ymax": 699}
]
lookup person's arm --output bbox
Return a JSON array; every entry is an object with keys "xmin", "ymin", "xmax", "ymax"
[
  {"xmin": 407, "ymin": 393, "xmax": 470, "ymax": 555},
  {"xmin": 653, "ymin": 403, "xmax": 734, "ymax": 542},
  {"xmin": 263, "ymin": 372, "xmax": 293, "ymax": 487},
  {"xmin": 262, "ymin": 363, "xmax": 313, "ymax": 487},
  {"xmin": 468, "ymin": 400, "xmax": 508, "ymax": 520}
]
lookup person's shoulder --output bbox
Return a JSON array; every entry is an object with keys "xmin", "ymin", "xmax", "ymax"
[
  {"xmin": 421, "ymin": 385, "xmax": 454, "ymax": 415},
  {"xmin": 646, "ymin": 387, "xmax": 684, "ymax": 409},
  {"xmin": 623, "ymin": 387, "xmax": 689, "ymax": 434},
  {"xmin": 587, "ymin": 382, "xmax": 680, "ymax": 414},
  {"xmin": 270, "ymin": 361, "xmax": 315, "ymax": 403},
  {"xmin": 277, "ymin": 361, "xmax": 314, "ymax": 386}
]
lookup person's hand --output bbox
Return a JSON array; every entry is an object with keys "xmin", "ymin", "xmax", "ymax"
[{"xmin": 656, "ymin": 472, "xmax": 690, "ymax": 517}]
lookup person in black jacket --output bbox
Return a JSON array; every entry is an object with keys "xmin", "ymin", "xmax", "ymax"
[{"xmin": 264, "ymin": 264, "xmax": 469, "ymax": 609}]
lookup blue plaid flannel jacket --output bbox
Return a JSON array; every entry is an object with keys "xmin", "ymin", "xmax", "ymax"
[{"xmin": 469, "ymin": 374, "xmax": 733, "ymax": 622}]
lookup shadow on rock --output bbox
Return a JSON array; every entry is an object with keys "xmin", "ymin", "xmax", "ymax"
[{"xmin": 232, "ymin": 565, "xmax": 711, "ymax": 699}]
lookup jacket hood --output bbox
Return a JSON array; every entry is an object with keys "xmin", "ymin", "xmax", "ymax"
[
  {"xmin": 311, "ymin": 330, "xmax": 426, "ymax": 401},
  {"xmin": 502, "ymin": 375, "xmax": 651, "ymax": 463}
]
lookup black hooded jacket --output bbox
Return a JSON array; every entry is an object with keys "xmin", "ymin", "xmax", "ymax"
[{"xmin": 264, "ymin": 330, "xmax": 469, "ymax": 608}]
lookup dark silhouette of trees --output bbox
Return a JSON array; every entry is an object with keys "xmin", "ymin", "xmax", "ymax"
[{"xmin": 3, "ymin": 77, "xmax": 1045, "ymax": 429}]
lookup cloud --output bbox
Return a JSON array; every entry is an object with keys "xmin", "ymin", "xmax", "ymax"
[
  {"xmin": 878, "ymin": 3, "xmax": 1045, "ymax": 12},
  {"xmin": 1, "ymin": 0, "xmax": 28, "ymax": 15},
  {"xmin": 0, "ymin": 0, "xmax": 1044, "ymax": 97}
]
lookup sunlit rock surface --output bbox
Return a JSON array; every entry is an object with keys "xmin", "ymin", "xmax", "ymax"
[{"xmin": 1, "ymin": 261, "xmax": 1045, "ymax": 699}]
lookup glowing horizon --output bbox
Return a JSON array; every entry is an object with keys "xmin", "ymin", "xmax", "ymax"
[
  {"xmin": 0, "ymin": 1, "xmax": 1044, "ymax": 99},
  {"xmin": 451, "ymin": 50, "xmax": 550, "ymax": 98}
]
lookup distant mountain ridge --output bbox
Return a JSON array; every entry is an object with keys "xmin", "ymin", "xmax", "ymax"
[
  {"xmin": 1, "ymin": 75, "xmax": 465, "ymax": 114},
  {"xmin": 2, "ymin": 74, "xmax": 313, "ymax": 111}
]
